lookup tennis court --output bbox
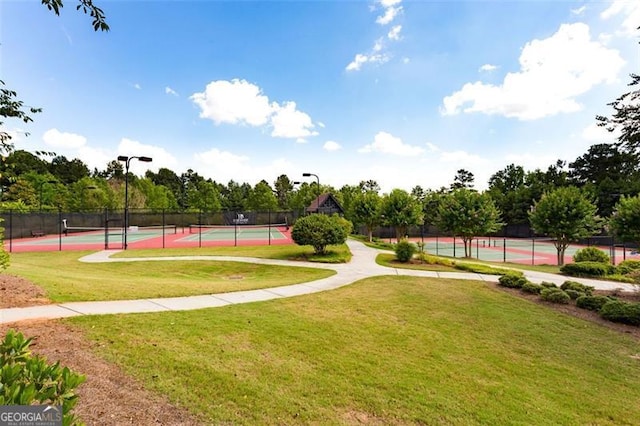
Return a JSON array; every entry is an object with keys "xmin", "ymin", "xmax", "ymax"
[
  {"xmin": 414, "ymin": 236, "xmax": 638, "ymax": 265},
  {"xmin": 5, "ymin": 223, "xmax": 293, "ymax": 252}
]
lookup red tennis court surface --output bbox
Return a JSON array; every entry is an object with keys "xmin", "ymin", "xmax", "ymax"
[{"xmin": 5, "ymin": 226, "xmax": 294, "ymax": 253}]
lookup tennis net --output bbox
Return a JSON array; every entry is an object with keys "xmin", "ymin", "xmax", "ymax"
[
  {"xmin": 64, "ymin": 224, "xmax": 178, "ymax": 235},
  {"xmin": 188, "ymin": 223, "xmax": 289, "ymax": 234}
]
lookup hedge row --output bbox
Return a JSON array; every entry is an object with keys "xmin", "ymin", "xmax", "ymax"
[{"xmin": 498, "ymin": 273, "xmax": 640, "ymax": 327}]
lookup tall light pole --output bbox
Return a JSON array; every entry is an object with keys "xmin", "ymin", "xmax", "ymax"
[
  {"xmin": 118, "ymin": 155, "xmax": 152, "ymax": 249},
  {"xmin": 302, "ymin": 173, "xmax": 320, "ymax": 213}
]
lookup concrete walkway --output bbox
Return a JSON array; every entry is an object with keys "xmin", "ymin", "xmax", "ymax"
[{"xmin": 1, "ymin": 239, "xmax": 636, "ymax": 325}]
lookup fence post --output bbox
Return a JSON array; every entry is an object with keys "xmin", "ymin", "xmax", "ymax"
[
  {"xmin": 8, "ymin": 210, "xmax": 12, "ymax": 253},
  {"xmin": 532, "ymin": 238, "xmax": 535, "ymax": 266},
  {"xmin": 162, "ymin": 209, "xmax": 166, "ymax": 249},
  {"xmin": 58, "ymin": 208, "xmax": 62, "ymax": 252},
  {"xmin": 198, "ymin": 209, "xmax": 202, "ymax": 248}
]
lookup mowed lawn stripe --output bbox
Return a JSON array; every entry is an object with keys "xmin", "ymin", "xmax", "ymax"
[
  {"xmin": 6, "ymin": 251, "xmax": 334, "ymax": 302},
  {"xmin": 71, "ymin": 276, "xmax": 640, "ymax": 425}
]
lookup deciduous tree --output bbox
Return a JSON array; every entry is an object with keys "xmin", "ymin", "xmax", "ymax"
[{"xmin": 529, "ymin": 186, "xmax": 600, "ymax": 265}]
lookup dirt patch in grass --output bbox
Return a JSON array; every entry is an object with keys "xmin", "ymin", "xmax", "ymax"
[
  {"xmin": 0, "ymin": 320, "xmax": 203, "ymax": 426},
  {"xmin": 0, "ymin": 274, "xmax": 50, "ymax": 308}
]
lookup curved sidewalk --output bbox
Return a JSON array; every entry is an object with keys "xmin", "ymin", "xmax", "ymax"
[{"xmin": 1, "ymin": 240, "xmax": 636, "ymax": 325}]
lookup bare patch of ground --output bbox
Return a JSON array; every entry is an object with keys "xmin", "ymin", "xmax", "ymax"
[
  {"xmin": 0, "ymin": 274, "xmax": 50, "ymax": 308},
  {"xmin": 0, "ymin": 320, "xmax": 203, "ymax": 426}
]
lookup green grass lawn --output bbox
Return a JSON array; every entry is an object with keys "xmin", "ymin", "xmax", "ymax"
[
  {"xmin": 71, "ymin": 276, "xmax": 640, "ymax": 425},
  {"xmin": 6, "ymin": 251, "xmax": 334, "ymax": 302},
  {"xmin": 111, "ymin": 243, "xmax": 352, "ymax": 263}
]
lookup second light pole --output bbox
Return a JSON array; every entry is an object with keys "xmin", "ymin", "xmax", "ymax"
[
  {"xmin": 302, "ymin": 172, "xmax": 319, "ymax": 213},
  {"xmin": 117, "ymin": 155, "xmax": 152, "ymax": 249}
]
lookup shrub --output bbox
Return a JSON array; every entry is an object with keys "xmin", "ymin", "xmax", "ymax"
[
  {"xmin": 600, "ymin": 300, "xmax": 640, "ymax": 326},
  {"xmin": 540, "ymin": 281, "xmax": 558, "ymax": 288},
  {"xmin": 564, "ymin": 289, "xmax": 583, "ymax": 300},
  {"xmin": 395, "ymin": 239, "xmax": 417, "ymax": 263},
  {"xmin": 0, "ymin": 330, "xmax": 85, "ymax": 423},
  {"xmin": 560, "ymin": 261, "xmax": 615, "ymax": 277},
  {"xmin": 616, "ymin": 260, "xmax": 640, "ymax": 275},
  {"xmin": 540, "ymin": 287, "xmax": 571, "ymax": 304},
  {"xmin": 498, "ymin": 271, "xmax": 528, "ymax": 289},
  {"xmin": 604, "ymin": 274, "xmax": 637, "ymax": 284},
  {"xmin": 560, "ymin": 280, "xmax": 594, "ymax": 296},
  {"xmin": 454, "ymin": 262, "xmax": 511, "ymax": 275},
  {"xmin": 573, "ymin": 247, "xmax": 610, "ymax": 264},
  {"xmin": 292, "ymin": 214, "xmax": 350, "ymax": 254},
  {"xmin": 576, "ymin": 295, "xmax": 611, "ymax": 311},
  {"xmin": 521, "ymin": 282, "xmax": 542, "ymax": 294}
]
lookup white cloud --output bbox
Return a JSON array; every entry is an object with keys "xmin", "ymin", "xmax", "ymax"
[
  {"xmin": 373, "ymin": 38, "xmax": 384, "ymax": 52},
  {"xmin": 133, "ymin": 83, "xmax": 141, "ymax": 90},
  {"xmin": 42, "ymin": 128, "xmax": 87, "ymax": 149},
  {"xmin": 346, "ymin": 53, "xmax": 390, "ymax": 71},
  {"xmin": 191, "ymin": 79, "xmax": 318, "ymax": 141},
  {"xmin": 581, "ymin": 122, "xmax": 619, "ymax": 142},
  {"xmin": 402, "ymin": 57, "xmax": 410, "ymax": 64},
  {"xmin": 376, "ymin": 3, "xmax": 402, "ymax": 25},
  {"xmin": 270, "ymin": 101, "xmax": 318, "ymax": 140},
  {"xmin": 571, "ymin": 5, "xmax": 587, "ymax": 15},
  {"xmin": 346, "ymin": 0, "xmax": 403, "ymax": 72},
  {"xmin": 194, "ymin": 148, "xmax": 296, "ymax": 185},
  {"xmin": 478, "ymin": 64, "xmax": 498, "ymax": 72},
  {"xmin": 439, "ymin": 150, "xmax": 486, "ymax": 165},
  {"xmin": 77, "ymin": 146, "xmax": 112, "ymax": 172},
  {"xmin": 442, "ymin": 23, "xmax": 625, "ymax": 120},
  {"xmin": 426, "ymin": 142, "xmax": 440, "ymax": 152},
  {"xmin": 191, "ymin": 79, "xmax": 272, "ymax": 126},
  {"xmin": 117, "ymin": 138, "xmax": 178, "ymax": 174},
  {"xmin": 165, "ymin": 86, "xmax": 178, "ymax": 96},
  {"xmin": 323, "ymin": 141, "xmax": 342, "ymax": 151},
  {"xmin": 317, "ymin": 121, "xmax": 326, "ymax": 128},
  {"xmin": 388, "ymin": 25, "xmax": 402, "ymax": 41},
  {"xmin": 601, "ymin": 1, "xmax": 640, "ymax": 37},
  {"xmin": 358, "ymin": 131, "xmax": 424, "ymax": 156}
]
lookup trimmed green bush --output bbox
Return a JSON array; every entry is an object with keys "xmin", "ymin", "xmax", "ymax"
[
  {"xmin": 540, "ymin": 281, "xmax": 558, "ymax": 288},
  {"xmin": 521, "ymin": 282, "xmax": 542, "ymax": 294},
  {"xmin": 560, "ymin": 280, "xmax": 594, "ymax": 296},
  {"xmin": 600, "ymin": 300, "xmax": 640, "ymax": 326},
  {"xmin": 453, "ymin": 262, "xmax": 511, "ymax": 276},
  {"xmin": 576, "ymin": 295, "xmax": 611, "ymax": 311},
  {"xmin": 564, "ymin": 289, "xmax": 583, "ymax": 300},
  {"xmin": 395, "ymin": 239, "xmax": 417, "ymax": 263},
  {"xmin": 616, "ymin": 260, "xmax": 640, "ymax": 275},
  {"xmin": 498, "ymin": 271, "xmax": 528, "ymax": 289},
  {"xmin": 292, "ymin": 214, "xmax": 350, "ymax": 254},
  {"xmin": 560, "ymin": 261, "xmax": 615, "ymax": 277},
  {"xmin": 573, "ymin": 247, "xmax": 610, "ymax": 264},
  {"xmin": 540, "ymin": 287, "xmax": 571, "ymax": 304}
]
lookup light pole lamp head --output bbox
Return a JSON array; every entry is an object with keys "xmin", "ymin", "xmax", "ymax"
[
  {"xmin": 302, "ymin": 173, "xmax": 311, "ymax": 177},
  {"xmin": 117, "ymin": 155, "xmax": 128, "ymax": 162},
  {"xmin": 138, "ymin": 156, "xmax": 153, "ymax": 162}
]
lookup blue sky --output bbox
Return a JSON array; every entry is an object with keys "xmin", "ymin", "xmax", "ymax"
[{"xmin": 2, "ymin": 0, "xmax": 639, "ymax": 192}]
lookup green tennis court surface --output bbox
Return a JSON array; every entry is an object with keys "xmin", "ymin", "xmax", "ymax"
[
  {"xmin": 178, "ymin": 226, "xmax": 288, "ymax": 242},
  {"xmin": 416, "ymin": 237, "xmax": 636, "ymax": 265}
]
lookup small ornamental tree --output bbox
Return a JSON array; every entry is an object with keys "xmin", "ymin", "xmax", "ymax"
[
  {"xmin": 352, "ymin": 191, "xmax": 382, "ymax": 242},
  {"xmin": 435, "ymin": 189, "xmax": 502, "ymax": 258},
  {"xmin": 380, "ymin": 189, "xmax": 423, "ymax": 242},
  {"xmin": 529, "ymin": 186, "xmax": 600, "ymax": 266},
  {"xmin": 609, "ymin": 195, "xmax": 640, "ymax": 249},
  {"xmin": 291, "ymin": 214, "xmax": 350, "ymax": 254}
]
